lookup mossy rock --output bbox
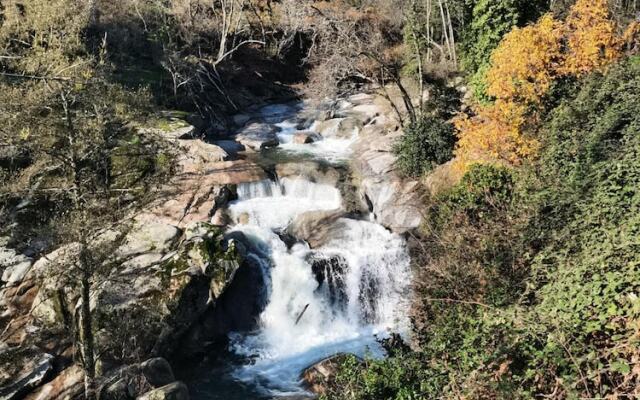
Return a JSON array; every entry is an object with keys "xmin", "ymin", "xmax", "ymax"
[{"xmin": 110, "ymin": 143, "xmax": 155, "ymax": 189}]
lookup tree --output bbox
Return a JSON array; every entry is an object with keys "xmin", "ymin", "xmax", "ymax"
[
  {"xmin": 454, "ymin": 0, "xmax": 636, "ymax": 170},
  {"xmin": 0, "ymin": 1, "xmax": 165, "ymax": 397}
]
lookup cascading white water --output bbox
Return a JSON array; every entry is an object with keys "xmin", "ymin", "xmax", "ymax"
[
  {"xmin": 275, "ymin": 120, "xmax": 358, "ymax": 163},
  {"xmin": 225, "ymin": 177, "xmax": 412, "ymax": 396}
]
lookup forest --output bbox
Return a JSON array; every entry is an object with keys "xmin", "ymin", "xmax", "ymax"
[{"xmin": 1, "ymin": 0, "xmax": 640, "ymax": 399}]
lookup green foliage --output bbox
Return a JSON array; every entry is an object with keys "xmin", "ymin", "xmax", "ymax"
[
  {"xmin": 460, "ymin": 0, "xmax": 548, "ymax": 98},
  {"xmin": 393, "ymin": 116, "xmax": 456, "ymax": 177},
  {"xmin": 434, "ymin": 164, "xmax": 513, "ymax": 223},
  {"xmin": 325, "ymin": 57, "xmax": 640, "ymax": 400}
]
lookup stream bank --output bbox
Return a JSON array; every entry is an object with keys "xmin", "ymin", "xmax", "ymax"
[{"xmin": 0, "ymin": 92, "xmax": 424, "ymax": 400}]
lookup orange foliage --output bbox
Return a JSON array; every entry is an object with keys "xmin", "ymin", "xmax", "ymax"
[
  {"xmin": 486, "ymin": 15, "xmax": 563, "ymax": 104},
  {"xmin": 561, "ymin": 0, "xmax": 622, "ymax": 76},
  {"xmin": 454, "ymin": 0, "xmax": 634, "ymax": 170},
  {"xmin": 454, "ymin": 101, "xmax": 538, "ymax": 168}
]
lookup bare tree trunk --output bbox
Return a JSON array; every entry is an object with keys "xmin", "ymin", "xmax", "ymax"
[
  {"xmin": 438, "ymin": 0, "xmax": 453, "ymax": 63},
  {"xmin": 444, "ymin": 0, "xmax": 457, "ymax": 67}
]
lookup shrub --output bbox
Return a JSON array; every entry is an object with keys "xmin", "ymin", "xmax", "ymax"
[{"xmin": 393, "ymin": 116, "xmax": 456, "ymax": 177}]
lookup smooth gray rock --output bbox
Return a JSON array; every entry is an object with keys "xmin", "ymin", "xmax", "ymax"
[{"xmin": 235, "ymin": 123, "xmax": 279, "ymax": 151}]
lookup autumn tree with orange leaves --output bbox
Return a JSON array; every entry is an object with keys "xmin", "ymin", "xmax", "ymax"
[{"xmin": 454, "ymin": 0, "xmax": 637, "ymax": 170}]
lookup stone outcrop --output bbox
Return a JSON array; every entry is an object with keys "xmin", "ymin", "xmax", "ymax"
[
  {"xmin": 351, "ymin": 116, "xmax": 424, "ymax": 234},
  {"xmin": 275, "ymin": 162, "xmax": 342, "ymax": 187},
  {"xmin": 234, "ymin": 122, "xmax": 279, "ymax": 151},
  {"xmin": 0, "ymin": 347, "xmax": 54, "ymax": 400},
  {"xmin": 286, "ymin": 210, "xmax": 346, "ymax": 249},
  {"xmin": 138, "ymin": 382, "xmax": 189, "ymax": 400},
  {"xmin": 23, "ymin": 365, "xmax": 84, "ymax": 400},
  {"xmin": 97, "ymin": 357, "xmax": 181, "ymax": 400}
]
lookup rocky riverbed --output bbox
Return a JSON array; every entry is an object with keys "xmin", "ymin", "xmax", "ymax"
[{"xmin": 1, "ymin": 92, "xmax": 424, "ymax": 400}]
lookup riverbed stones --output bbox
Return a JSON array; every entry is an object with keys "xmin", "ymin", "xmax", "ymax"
[{"xmin": 235, "ymin": 122, "xmax": 279, "ymax": 151}]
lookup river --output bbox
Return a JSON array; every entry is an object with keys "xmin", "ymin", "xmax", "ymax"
[{"xmin": 184, "ymin": 101, "xmax": 412, "ymax": 399}]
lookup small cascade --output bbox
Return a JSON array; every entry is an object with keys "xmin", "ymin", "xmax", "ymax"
[
  {"xmin": 274, "ymin": 120, "xmax": 358, "ymax": 163},
  {"xmin": 229, "ymin": 178, "xmax": 342, "ymax": 228},
  {"xmin": 226, "ymin": 176, "xmax": 411, "ymax": 395},
  {"xmin": 190, "ymin": 102, "xmax": 411, "ymax": 399}
]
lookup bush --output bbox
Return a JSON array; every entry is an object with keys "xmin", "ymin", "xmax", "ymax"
[
  {"xmin": 325, "ymin": 57, "xmax": 640, "ymax": 400},
  {"xmin": 393, "ymin": 116, "xmax": 456, "ymax": 177},
  {"xmin": 460, "ymin": 0, "xmax": 548, "ymax": 76}
]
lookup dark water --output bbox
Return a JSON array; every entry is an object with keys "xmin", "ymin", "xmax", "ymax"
[{"xmin": 178, "ymin": 353, "xmax": 272, "ymax": 400}]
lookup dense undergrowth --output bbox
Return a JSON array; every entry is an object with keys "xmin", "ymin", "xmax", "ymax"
[{"xmin": 323, "ymin": 55, "xmax": 640, "ymax": 400}]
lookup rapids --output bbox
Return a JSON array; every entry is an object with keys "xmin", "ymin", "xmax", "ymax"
[{"xmin": 186, "ymin": 103, "xmax": 412, "ymax": 399}]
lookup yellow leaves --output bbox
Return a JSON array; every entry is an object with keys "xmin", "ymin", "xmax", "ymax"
[
  {"xmin": 454, "ymin": 100, "xmax": 538, "ymax": 170},
  {"xmin": 455, "ymin": 0, "xmax": 633, "ymax": 172},
  {"xmin": 561, "ymin": 0, "xmax": 622, "ymax": 76},
  {"xmin": 19, "ymin": 127, "xmax": 31, "ymax": 141},
  {"xmin": 486, "ymin": 15, "xmax": 563, "ymax": 104}
]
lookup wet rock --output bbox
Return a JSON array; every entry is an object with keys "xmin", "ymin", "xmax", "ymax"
[
  {"xmin": 181, "ymin": 254, "xmax": 267, "ymax": 358},
  {"xmin": 292, "ymin": 132, "xmax": 318, "ymax": 144},
  {"xmin": 235, "ymin": 123, "xmax": 279, "ymax": 151},
  {"xmin": 232, "ymin": 113, "xmax": 252, "ymax": 127},
  {"xmin": 138, "ymin": 382, "xmax": 189, "ymax": 400},
  {"xmin": 301, "ymin": 354, "xmax": 360, "ymax": 395},
  {"xmin": 313, "ymin": 117, "xmax": 362, "ymax": 139},
  {"xmin": 287, "ymin": 210, "xmax": 346, "ymax": 248},
  {"xmin": 0, "ymin": 347, "xmax": 54, "ymax": 400},
  {"xmin": 275, "ymin": 162, "xmax": 341, "ymax": 187},
  {"xmin": 23, "ymin": 365, "xmax": 84, "ymax": 400},
  {"xmin": 211, "ymin": 140, "xmax": 245, "ymax": 157}
]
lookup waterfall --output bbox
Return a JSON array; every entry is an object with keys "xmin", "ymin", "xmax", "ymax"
[
  {"xmin": 226, "ymin": 176, "xmax": 411, "ymax": 396},
  {"xmin": 229, "ymin": 178, "xmax": 342, "ymax": 228}
]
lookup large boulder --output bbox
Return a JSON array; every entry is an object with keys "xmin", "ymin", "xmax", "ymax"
[
  {"xmin": 0, "ymin": 347, "xmax": 54, "ymax": 400},
  {"xmin": 92, "ymin": 222, "xmax": 243, "ymax": 365},
  {"xmin": 351, "ymin": 124, "xmax": 424, "ymax": 234},
  {"xmin": 180, "ymin": 250, "xmax": 268, "ymax": 358},
  {"xmin": 313, "ymin": 117, "xmax": 362, "ymax": 139},
  {"xmin": 234, "ymin": 123, "xmax": 279, "ymax": 151},
  {"xmin": 286, "ymin": 210, "xmax": 346, "ymax": 248},
  {"xmin": 275, "ymin": 162, "xmax": 341, "ymax": 187},
  {"xmin": 116, "ymin": 221, "xmax": 181, "ymax": 260},
  {"xmin": 97, "ymin": 357, "xmax": 176, "ymax": 400}
]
